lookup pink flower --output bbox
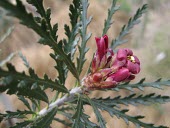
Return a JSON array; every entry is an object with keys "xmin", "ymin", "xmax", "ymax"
[
  {"xmin": 83, "ymin": 35, "xmax": 140, "ymax": 90},
  {"xmin": 113, "ymin": 48, "xmax": 140, "ymax": 74},
  {"xmin": 92, "ymin": 35, "xmax": 114, "ymax": 72},
  {"xmin": 95, "ymin": 35, "xmax": 108, "ymax": 60}
]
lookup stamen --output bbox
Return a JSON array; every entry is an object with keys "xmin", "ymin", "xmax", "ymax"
[{"xmin": 127, "ymin": 56, "xmax": 135, "ymax": 63}]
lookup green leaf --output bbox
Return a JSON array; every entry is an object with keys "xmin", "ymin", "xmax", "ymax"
[
  {"xmin": 0, "ymin": 0, "xmax": 79, "ymax": 80},
  {"xmin": 26, "ymin": 0, "xmax": 44, "ymax": 16},
  {"xmin": 59, "ymin": 109, "xmax": 98, "ymax": 128},
  {"xmin": 69, "ymin": 0, "xmax": 81, "ymax": 27},
  {"xmin": 64, "ymin": 0, "xmax": 80, "ymax": 58},
  {"xmin": 18, "ymin": 52, "xmax": 30, "ymax": 68},
  {"xmin": 18, "ymin": 96, "xmax": 32, "ymax": 111},
  {"xmin": 0, "ymin": 64, "xmax": 68, "ymax": 103},
  {"xmin": 26, "ymin": 0, "xmax": 56, "ymax": 41},
  {"xmin": 0, "ymin": 63, "xmax": 68, "ymax": 92},
  {"xmin": 29, "ymin": 108, "xmax": 57, "ymax": 128},
  {"xmin": 50, "ymin": 42, "xmax": 67, "ymax": 85},
  {"xmin": 11, "ymin": 120, "xmax": 33, "ymax": 128},
  {"xmin": 94, "ymin": 93, "xmax": 170, "ymax": 107},
  {"xmin": 113, "ymin": 78, "xmax": 170, "ymax": 92},
  {"xmin": 111, "ymin": 4, "xmax": 148, "ymax": 48},
  {"xmin": 26, "ymin": 0, "xmax": 79, "ymax": 80},
  {"xmin": 72, "ymin": 95, "xmax": 83, "ymax": 128},
  {"xmin": 92, "ymin": 99, "xmax": 167, "ymax": 128},
  {"xmin": 85, "ymin": 96, "xmax": 106, "ymax": 128},
  {"xmin": 53, "ymin": 117, "xmax": 72, "ymax": 127},
  {"xmin": 102, "ymin": 0, "xmax": 119, "ymax": 35},
  {"xmin": 77, "ymin": 0, "xmax": 92, "ymax": 75},
  {"xmin": 0, "ymin": 110, "xmax": 35, "ymax": 119},
  {"xmin": 81, "ymin": 113, "xmax": 98, "ymax": 128}
]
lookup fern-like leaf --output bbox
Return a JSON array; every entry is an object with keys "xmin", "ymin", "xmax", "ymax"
[
  {"xmin": 0, "ymin": 64, "xmax": 68, "ymax": 102},
  {"xmin": 10, "ymin": 121, "xmax": 33, "ymax": 128},
  {"xmin": 53, "ymin": 117, "xmax": 72, "ymax": 127},
  {"xmin": 0, "ymin": 0, "xmax": 79, "ymax": 80},
  {"xmin": 0, "ymin": 110, "xmax": 35, "ymax": 120},
  {"xmin": 26, "ymin": 0, "xmax": 55, "ymax": 39},
  {"xmin": 72, "ymin": 95, "xmax": 83, "ymax": 128},
  {"xmin": 64, "ymin": 0, "xmax": 80, "ymax": 56},
  {"xmin": 77, "ymin": 0, "xmax": 92, "ymax": 75},
  {"xmin": 18, "ymin": 96, "xmax": 32, "ymax": 111},
  {"xmin": 18, "ymin": 52, "xmax": 30, "ymax": 68},
  {"xmin": 94, "ymin": 93, "xmax": 170, "ymax": 107},
  {"xmin": 91, "ymin": 99, "xmax": 168, "ymax": 128},
  {"xmin": 111, "ymin": 4, "xmax": 148, "ymax": 48},
  {"xmin": 85, "ymin": 96, "xmax": 106, "ymax": 128},
  {"xmin": 102, "ymin": 0, "xmax": 119, "ymax": 35},
  {"xmin": 29, "ymin": 108, "xmax": 57, "ymax": 128},
  {"xmin": 113, "ymin": 78, "xmax": 170, "ymax": 92}
]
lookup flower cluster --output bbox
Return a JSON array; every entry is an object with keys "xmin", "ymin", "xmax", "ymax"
[{"xmin": 83, "ymin": 35, "xmax": 140, "ymax": 89}]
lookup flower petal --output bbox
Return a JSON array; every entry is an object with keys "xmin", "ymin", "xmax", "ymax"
[
  {"xmin": 103, "ymin": 35, "xmax": 108, "ymax": 49},
  {"xmin": 127, "ymin": 75, "xmax": 135, "ymax": 80},
  {"xmin": 109, "ymin": 68, "xmax": 130, "ymax": 82},
  {"xmin": 117, "ymin": 49, "xmax": 127, "ymax": 60},
  {"xmin": 93, "ymin": 73, "xmax": 103, "ymax": 82},
  {"xmin": 95, "ymin": 35, "xmax": 108, "ymax": 60},
  {"xmin": 125, "ymin": 48, "xmax": 133, "ymax": 56},
  {"xmin": 112, "ymin": 59, "xmax": 126, "ymax": 68},
  {"xmin": 127, "ymin": 61, "xmax": 140, "ymax": 74}
]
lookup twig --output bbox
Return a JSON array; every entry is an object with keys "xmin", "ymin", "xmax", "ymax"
[{"xmin": 38, "ymin": 87, "xmax": 83, "ymax": 116}]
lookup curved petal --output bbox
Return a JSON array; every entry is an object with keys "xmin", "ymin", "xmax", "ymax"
[
  {"xmin": 95, "ymin": 37, "xmax": 104, "ymax": 59},
  {"xmin": 107, "ymin": 48, "xmax": 114, "ymax": 56},
  {"xmin": 93, "ymin": 73, "xmax": 103, "ymax": 82},
  {"xmin": 133, "ymin": 55, "xmax": 140, "ymax": 65},
  {"xmin": 112, "ymin": 59, "xmax": 126, "ymax": 68},
  {"xmin": 127, "ymin": 61, "xmax": 140, "ymax": 74},
  {"xmin": 117, "ymin": 49, "xmax": 127, "ymax": 61},
  {"xmin": 125, "ymin": 48, "xmax": 133, "ymax": 56},
  {"xmin": 127, "ymin": 74, "xmax": 135, "ymax": 80},
  {"xmin": 91, "ymin": 57, "xmax": 97, "ymax": 73},
  {"xmin": 100, "ymin": 80, "xmax": 117, "ymax": 89},
  {"xmin": 103, "ymin": 35, "xmax": 109, "ymax": 49},
  {"xmin": 109, "ymin": 68, "xmax": 130, "ymax": 82}
]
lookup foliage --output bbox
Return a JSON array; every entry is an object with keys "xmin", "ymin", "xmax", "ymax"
[
  {"xmin": 111, "ymin": 4, "xmax": 148, "ymax": 49},
  {"xmin": 0, "ymin": 0, "xmax": 170, "ymax": 128}
]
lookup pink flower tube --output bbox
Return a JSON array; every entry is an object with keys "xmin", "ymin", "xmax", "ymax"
[{"xmin": 83, "ymin": 35, "xmax": 140, "ymax": 89}]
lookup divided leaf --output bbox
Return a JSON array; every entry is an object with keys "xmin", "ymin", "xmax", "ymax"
[
  {"xmin": 29, "ymin": 108, "xmax": 57, "ymax": 128},
  {"xmin": 11, "ymin": 121, "xmax": 33, "ymax": 128},
  {"xmin": 0, "ymin": 64, "xmax": 68, "ymax": 103},
  {"xmin": 77, "ymin": 0, "xmax": 92, "ymax": 75},
  {"xmin": 85, "ymin": 96, "xmax": 106, "ymax": 128},
  {"xmin": 18, "ymin": 96, "xmax": 32, "ymax": 111},
  {"xmin": 102, "ymin": 0, "xmax": 119, "ymax": 35},
  {"xmin": 0, "ymin": 110, "xmax": 35, "ymax": 120},
  {"xmin": 53, "ymin": 117, "xmax": 72, "ymax": 127},
  {"xmin": 72, "ymin": 95, "xmax": 83, "ymax": 128},
  {"xmin": 64, "ymin": 0, "xmax": 80, "ymax": 57},
  {"xmin": 94, "ymin": 93, "xmax": 170, "ymax": 107},
  {"xmin": 91, "ymin": 99, "xmax": 168, "ymax": 128},
  {"xmin": 113, "ymin": 78, "xmax": 170, "ymax": 92},
  {"xmin": 0, "ymin": 0, "xmax": 79, "ymax": 80},
  {"xmin": 111, "ymin": 4, "xmax": 148, "ymax": 48}
]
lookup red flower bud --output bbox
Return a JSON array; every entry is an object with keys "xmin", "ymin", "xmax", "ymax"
[
  {"xmin": 83, "ymin": 35, "xmax": 141, "ymax": 90},
  {"xmin": 108, "ymin": 68, "xmax": 130, "ymax": 82},
  {"xmin": 95, "ymin": 35, "xmax": 108, "ymax": 61}
]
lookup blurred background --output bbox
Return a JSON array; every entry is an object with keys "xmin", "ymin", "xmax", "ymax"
[{"xmin": 0, "ymin": 0, "xmax": 170, "ymax": 127}]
